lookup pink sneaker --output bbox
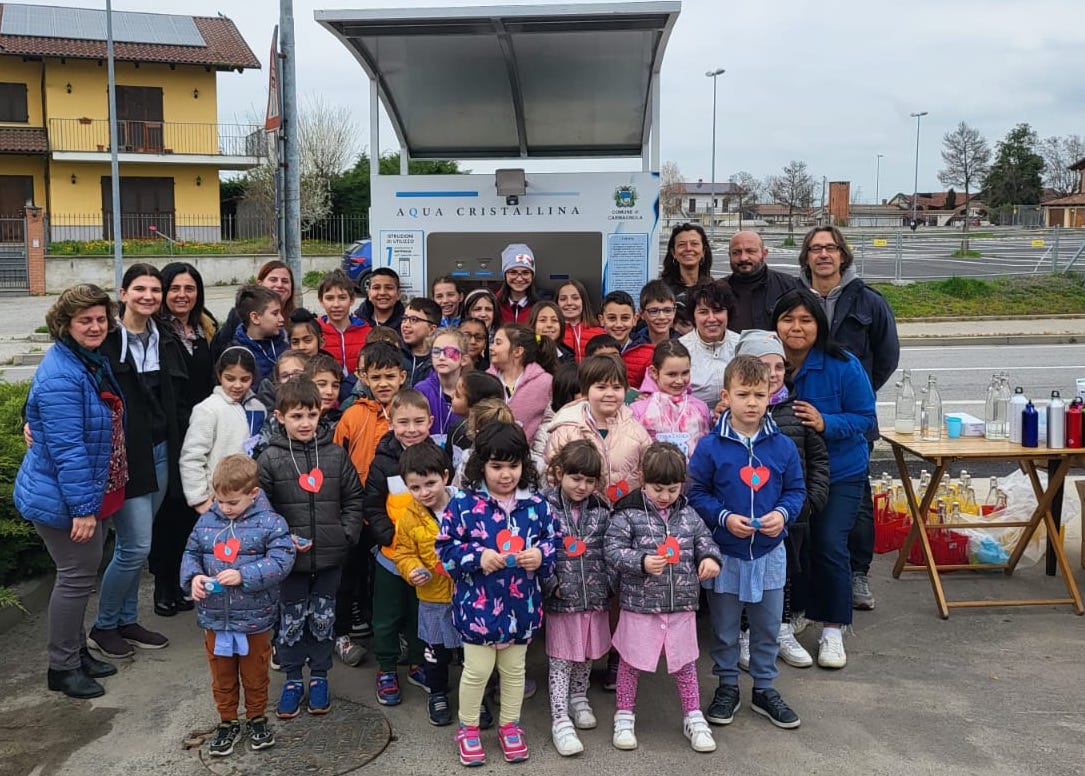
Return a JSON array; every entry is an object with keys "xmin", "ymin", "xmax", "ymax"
[
  {"xmin": 498, "ymin": 720, "xmax": 529, "ymax": 763},
  {"xmin": 455, "ymin": 724, "xmax": 486, "ymax": 767}
]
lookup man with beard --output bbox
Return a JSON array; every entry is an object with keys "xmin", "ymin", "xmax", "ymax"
[{"xmin": 725, "ymin": 231, "xmax": 802, "ymax": 332}]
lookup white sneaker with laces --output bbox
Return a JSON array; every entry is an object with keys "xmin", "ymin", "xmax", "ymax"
[
  {"xmin": 777, "ymin": 622, "xmax": 813, "ymax": 668},
  {"xmin": 738, "ymin": 629, "xmax": 750, "ymax": 671},
  {"xmin": 552, "ymin": 717, "xmax": 584, "ymax": 756},
  {"xmin": 612, "ymin": 711, "xmax": 637, "ymax": 750},
  {"xmin": 817, "ymin": 629, "xmax": 847, "ymax": 669},
  {"xmin": 683, "ymin": 711, "xmax": 717, "ymax": 753},
  {"xmin": 569, "ymin": 696, "xmax": 597, "ymax": 729},
  {"xmin": 335, "ymin": 635, "xmax": 365, "ymax": 667}
]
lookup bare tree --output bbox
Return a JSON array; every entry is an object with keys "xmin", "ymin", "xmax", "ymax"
[
  {"xmin": 1039, "ymin": 134, "xmax": 1085, "ymax": 198},
  {"xmin": 728, "ymin": 170, "xmax": 760, "ymax": 229},
  {"xmin": 660, "ymin": 161, "xmax": 685, "ymax": 221},
  {"xmin": 938, "ymin": 121, "xmax": 990, "ymax": 251},
  {"xmin": 767, "ymin": 160, "xmax": 815, "ymax": 239}
]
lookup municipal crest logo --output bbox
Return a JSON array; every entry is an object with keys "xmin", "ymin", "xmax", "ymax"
[{"xmin": 614, "ymin": 186, "xmax": 637, "ymax": 208}]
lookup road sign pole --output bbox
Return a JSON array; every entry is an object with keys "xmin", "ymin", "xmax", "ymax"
[
  {"xmin": 1052, "ymin": 226, "xmax": 1061, "ymax": 273},
  {"xmin": 894, "ymin": 231, "xmax": 903, "ymax": 284}
]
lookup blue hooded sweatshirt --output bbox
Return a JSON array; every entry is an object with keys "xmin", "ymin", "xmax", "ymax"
[{"xmin": 688, "ymin": 409, "xmax": 805, "ymax": 560}]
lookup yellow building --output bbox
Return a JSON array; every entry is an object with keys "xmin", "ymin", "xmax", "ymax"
[{"xmin": 0, "ymin": 2, "xmax": 263, "ymax": 244}]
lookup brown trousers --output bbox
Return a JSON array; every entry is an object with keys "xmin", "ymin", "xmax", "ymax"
[{"xmin": 204, "ymin": 629, "xmax": 273, "ymax": 721}]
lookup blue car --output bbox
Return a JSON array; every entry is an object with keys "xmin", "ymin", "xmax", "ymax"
[{"xmin": 341, "ymin": 239, "xmax": 372, "ymax": 292}]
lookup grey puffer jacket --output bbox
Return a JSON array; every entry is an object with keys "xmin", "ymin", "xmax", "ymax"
[
  {"xmin": 256, "ymin": 427, "xmax": 364, "ymax": 574},
  {"xmin": 605, "ymin": 489, "xmax": 721, "ymax": 614},
  {"xmin": 542, "ymin": 487, "xmax": 612, "ymax": 613}
]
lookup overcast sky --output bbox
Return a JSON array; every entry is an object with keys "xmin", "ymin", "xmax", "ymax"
[{"xmin": 26, "ymin": 0, "xmax": 1085, "ymax": 201}]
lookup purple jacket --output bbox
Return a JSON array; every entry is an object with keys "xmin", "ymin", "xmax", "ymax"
[{"xmin": 415, "ymin": 372, "xmax": 464, "ymax": 436}]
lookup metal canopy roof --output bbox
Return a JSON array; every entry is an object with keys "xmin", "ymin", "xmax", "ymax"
[{"xmin": 315, "ymin": 2, "xmax": 680, "ymax": 160}]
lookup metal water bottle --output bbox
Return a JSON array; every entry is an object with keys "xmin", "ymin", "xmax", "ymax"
[
  {"xmin": 1066, "ymin": 398, "xmax": 1083, "ymax": 448},
  {"xmin": 1008, "ymin": 387, "xmax": 1028, "ymax": 443},
  {"xmin": 1022, "ymin": 400, "xmax": 1039, "ymax": 448},
  {"xmin": 894, "ymin": 369, "xmax": 916, "ymax": 434},
  {"xmin": 1047, "ymin": 391, "xmax": 1065, "ymax": 449}
]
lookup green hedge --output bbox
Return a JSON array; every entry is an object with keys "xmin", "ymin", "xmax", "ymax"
[{"xmin": 0, "ymin": 382, "xmax": 53, "ymax": 601}]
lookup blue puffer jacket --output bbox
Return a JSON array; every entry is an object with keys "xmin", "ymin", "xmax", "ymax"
[
  {"xmin": 688, "ymin": 410, "xmax": 806, "ymax": 560},
  {"xmin": 231, "ymin": 324, "xmax": 288, "ymax": 384},
  {"xmin": 790, "ymin": 347, "xmax": 876, "ymax": 482},
  {"xmin": 15, "ymin": 341, "xmax": 118, "ymax": 528},
  {"xmin": 179, "ymin": 490, "xmax": 295, "ymax": 634}
]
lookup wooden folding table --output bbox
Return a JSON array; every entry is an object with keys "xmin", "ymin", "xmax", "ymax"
[{"xmin": 880, "ymin": 430, "xmax": 1084, "ymax": 619}]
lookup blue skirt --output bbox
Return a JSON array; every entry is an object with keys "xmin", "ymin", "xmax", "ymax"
[{"xmin": 418, "ymin": 601, "xmax": 462, "ymax": 648}]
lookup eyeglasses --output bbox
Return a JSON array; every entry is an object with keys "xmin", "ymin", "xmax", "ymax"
[
  {"xmin": 278, "ymin": 369, "xmax": 305, "ymax": 382},
  {"xmin": 807, "ymin": 243, "xmax": 841, "ymax": 254},
  {"xmin": 464, "ymin": 332, "xmax": 488, "ymax": 342},
  {"xmin": 644, "ymin": 306, "xmax": 676, "ymax": 317},
  {"xmin": 403, "ymin": 314, "xmax": 437, "ymax": 326},
  {"xmin": 505, "ymin": 269, "xmax": 533, "ymax": 279},
  {"xmin": 431, "ymin": 345, "xmax": 462, "ymax": 360}
]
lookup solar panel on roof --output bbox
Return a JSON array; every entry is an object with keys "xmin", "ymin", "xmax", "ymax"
[{"xmin": 1, "ymin": 4, "xmax": 206, "ymax": 47}]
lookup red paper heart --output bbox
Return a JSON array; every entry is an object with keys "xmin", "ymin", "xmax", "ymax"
[
  {"xmin": 563, "ymin": 535, "xmax": 586, "ymax": 558},
  {"xmin": 298, "ymin": 467, "xmax": 324, "ymax": 493},
  {"xmin": 740, "ymin": 465, "xmax": 770, "ymax": 491},
  {"xmin": 656, "ymin": 535, "xmax": 681, "ymax": 564},
  {"xmin": 435, "ymin": 563, "xmax": 450, "ymax": 577},
  {"xmin": 495, "ymin": 528, "xmax": 525, "ymax": 554},
  {"xmin": 606, "ymin": 479, "xmax": 630, "ymax": 502},
  {"xmin": 214, "ymin": 537, "xmax": 240, "ymax": 564}
]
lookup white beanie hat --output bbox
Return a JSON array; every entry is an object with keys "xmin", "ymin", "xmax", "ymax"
[{"xmin": 735, "ymin": 329, "xmax": 785, "ymax": 359}]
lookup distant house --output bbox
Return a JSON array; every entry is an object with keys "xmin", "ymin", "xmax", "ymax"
[
  {"xmin": 662, "ymin": 179, "xmax": 744, "ymax": 228},
  {"xmin": 748, "ymin": 203, "xmax": 814, "ymax": 227},
  {"xmin": 885, "ymin": 190, "xmax": 987, "ymax": 226},
  {"xmin": 1042, "ymin": 158, "xmax": 1085, "ymax": 228},
  {"xmin": 0, "ymin": 2, "xmax": 264, "ymax": 243}
]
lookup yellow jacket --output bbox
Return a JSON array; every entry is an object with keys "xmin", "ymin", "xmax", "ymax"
[{"xmin": 393, "ymin": 494, "xmax": 453, "ymax": 604}]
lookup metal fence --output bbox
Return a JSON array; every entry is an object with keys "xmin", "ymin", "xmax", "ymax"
[
  {"xmin": 742, "ymin": 226, "xmax": 1085, "ymax": 282},
  {"xmin": 45, "ymin": 212, "xmax": 370, "ymax": 250}
]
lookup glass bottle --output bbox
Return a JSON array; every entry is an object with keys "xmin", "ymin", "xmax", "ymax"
[
  {"xmin": 894, "ymin": 369, "xmax": 917, "ymax": 434},
  {"xmin": 985, "ymin": 374, "xmax": 1006, "ymax": 439},
  {"xmin": 920, "ymin": 375, "xmax": 943, "ymax": 441}
]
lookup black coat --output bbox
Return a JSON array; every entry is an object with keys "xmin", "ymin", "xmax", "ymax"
[
  {"xmin": 827, "ymin": 279, "xmax": 899, "ymax": 393},
  {"xmin": 256, "ymin": 426, "xmax": 364, "ymax": 573},
  {"xmin": 101, "ymin": 323, "xmax": 190, "ymax": 500},
  {"xmin": 726, "ymin": 265, "xmax": 803, "ymax": 333},
  {"xmin": 364, "ymin": 432, "xmax": 451, "ymax": 547}
]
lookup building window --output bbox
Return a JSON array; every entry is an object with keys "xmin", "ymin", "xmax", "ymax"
[
  {"xmin": 0, "ymin": 83, "xmax": 29, "ymax": 123},
  {"xmin": 688, "ymin": 198, "xmax": 696, "ymax": 213}
]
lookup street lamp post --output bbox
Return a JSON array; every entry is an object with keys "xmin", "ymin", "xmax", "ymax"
[
  {"xmin": 705, "ymin": 67, "xmax": 725, "ymax": 242},
  {"xmin": 909, "ymin": 112, "xmax": 928, "ymax": 230},
  {"xmin": 875, "ymin": 153, "xmax": 884, "ymax": 205}
]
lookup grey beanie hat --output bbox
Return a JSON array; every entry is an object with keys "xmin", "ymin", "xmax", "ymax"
[
  {"xmin": 501, "ymin": 244, "xmax": 536, "ymax": 275},
  {"xmin": 735, "ymin": 329, "xmax": 785, "ymax": 359}
]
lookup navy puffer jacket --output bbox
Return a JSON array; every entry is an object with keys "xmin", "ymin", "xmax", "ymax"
[
  {"xmin": 15, "ymin": 341, "xmax": 117, "ymax": 528},
  {"xmin": 180, "ymin": 490, "xmax": 295, "ymax": 633},
  {"xmin": 542, "ymin": 487, "xmax": 612, "ymax": 613}
]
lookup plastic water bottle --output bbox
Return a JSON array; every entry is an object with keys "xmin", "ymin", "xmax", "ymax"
[
  {"xmin": 894, "ymin": 369, "xmax": 916, "ymax": 434},
  {"xmin": 1022, "ymin": 401, "xmax": 1039, "ymax": 448},
  {"xmin": 998, "ymin": 374, "xmax": 1012, "ymax": 434},
  {"xmin": 1008, "ymin": 387, "xmax": 1028, "ymax": 443},
  {"xmin": 919, "ymin": 375, "xmax": 943, "ymax": 442},
  {"xmin": 1047, "ymin": 390, "xmax": 1065, "ymax": 449}
]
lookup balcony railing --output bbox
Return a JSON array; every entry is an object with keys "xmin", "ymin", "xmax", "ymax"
[{"xmin": 48, "ymin": 119, "xmax": 267, "ymax": 158}]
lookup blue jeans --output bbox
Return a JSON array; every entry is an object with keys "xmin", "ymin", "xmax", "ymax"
[
  {"xmin": 95, "ymin": 441, "xmax": 168, "ymax": 629},
  {"xmin": 808, "ymin": 476, "xmax": 864, "ymax": 626},
  {"xmin": 707, "ymin": 588, "xmax": 784, "ymax": 690}
]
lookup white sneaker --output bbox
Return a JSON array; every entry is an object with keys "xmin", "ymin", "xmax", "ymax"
[
  {"xmin": 612, "ymin": 710, "xmax": 637, "ymax": 750},
  {"xmin": 817, "ymin": 629, "xmax": 847, "ymax": 669},
  {"xmin": 791, "ymin": 613, "xmax": 810, "ymax": 636},
  {"xmin": 682, "ymin": 711, "xmax": 717, "ymax": 753},
  {"xmin": 569, "ymin": 695, "xmax": 597, "ymax": 729},
  {"xmin": 777, "ymin": 622, "xmax": 813, "ymax": 668},
  {"xmin": 552, "ymin": 717, "xmax": 584, "ymax": 756},
  {"xmin": 738, "ymin": 629, "xmax": 750, "ymax": 671}
]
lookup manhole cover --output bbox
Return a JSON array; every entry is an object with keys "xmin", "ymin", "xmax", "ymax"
[{"xmin": 198, "ymin": 697, "xmax": 390, "ymax": 775}]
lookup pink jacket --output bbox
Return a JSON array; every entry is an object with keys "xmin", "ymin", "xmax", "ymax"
[
  {"xmin": 543, "ymin": 400, "xmax": 652, "ymax": 500},
  {"xmin": 488, "ymin": 362, "xmax": 553, "ymax": 441},
  {"xmin": 629, "ymin": 385, "xmax": 711, "ymax": 460}
]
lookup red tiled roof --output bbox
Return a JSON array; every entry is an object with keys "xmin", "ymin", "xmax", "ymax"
[
  {"xmin": 0, "ymin": 5, "xmax": 259, "ymax": 70},
  {"xmin": 0, "ymin": 126, "xmax": 47, "ymax": 153},
  {"xmin": 1043, "ymin": 193, "xmax": 1085, "ymax": 207}
]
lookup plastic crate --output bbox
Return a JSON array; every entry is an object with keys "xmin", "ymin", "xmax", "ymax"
[{"xmin": 907, "ymin": 528, "xmax": 970, "ymax": 566}]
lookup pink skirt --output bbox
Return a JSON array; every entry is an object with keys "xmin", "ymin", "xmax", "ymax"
[
  {"xmin": 612, "ymin": 610, "xmax": 698, "ymax": 674},
  {"xmin": 545, "ymin": 609, "xmax": 612, "ymax": 662}
]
